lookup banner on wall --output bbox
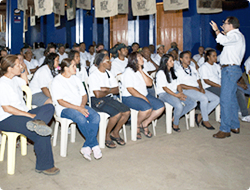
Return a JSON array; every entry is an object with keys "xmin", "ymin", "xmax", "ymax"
[
  {"xmin": 163, "ymin": 0, "xmax": 189, "ymax": 11},
  {"xmin": 118, "ymin": 0, "xmax": 129, "ymax": 14},
  {"xmin": 131, "ymin": 0, "xmax": 156, "ymax": 16},
  {"xmin": 30, "ymin": 16, "xmax": 36, "ymax": 26},
  {"xmin": 34, "ymin": 0, "xmax": 53, "ymax": 17},
  {"xmin": 76, "ymin": 0, "xmax": 92, "ymax": 10},
  {"xmin": 54, "ymin": 14, "xmax": 61, "ymax": 27},
  {"xmin": 18, "ymin": 0, "xmax": 28, "ymax": 11},
  {"xmin": 197, "ymin": 0, "xmax": 222, "ymax": 14},
  {"xmin": 54, "ymin": 0, "xmax": 65, "ymax": 15},
  {"xmin": 95, "ymin": 0, "xmax": 118, "ymax": 18},
  {"xmin": 67, "ymin": 0, "xmax": 76, "ymax": 20}
]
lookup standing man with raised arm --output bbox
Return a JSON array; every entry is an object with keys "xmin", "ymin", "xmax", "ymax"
[{"xmin": 210, "ymin": 16, "xmax": 246, "ymax": 138}]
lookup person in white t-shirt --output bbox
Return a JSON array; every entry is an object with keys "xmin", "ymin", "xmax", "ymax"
[
  {"xmin": 110, "ymin": 43, "xmax": 128, "ymax": 76},
  {"xmin": 193, "ymin": 46, "xmax": 204, "ymax": 62},
  {"xmin": 88, "ymin": 51, "xmax": 130, "ymax": 149},
  {"xmin": 68, "ymin": 50, "xmax": 88, "ymax": 82},
  {"xmin": 38, "ymin": 45, "xmax": 56, "ymax": 67},
  {"xmin": 29, "ymin": 53, "xmax": 60, "ymax": 106},
  {"xmin": 79, "ymin": 42, "xmax": 89, "ymax": 69},
  {"xmin": 0, "ymin": 55, "xmax": 59, "ymax": 175},
  {"xmin": 156, "ymin": 54, "xmax": 197, "ymax": 132},
  {"xmin": 151, "ymin": 44, "xmax": 165, "ymax": 66},
  {"xmin": 23, "ymin": 48, "xmax": 39, "ymax": 74},
  {"xmin": 57, "ymin": 44, "xmax": 68, "ymax": 63},
  {"xmin": 169, "ymin": 48, "xmax": 181, "ymax": 70},
  {"xmin": 176, "ymin": 51, "xmax": 219, "ymax": 130},
  {"xmin": 141, "ymin": 47, "xmax": 159, "ymax": 74},
  {"xmin": 87, "ymin": 45, "xmax": 96, "ymax": 68},
  {"xmin": 51, "ymin": 58, "xmax": 102, "ymax": 161},
  {"xmin": 199, "ymin": 49, "xmax": 250, "ymax": 123},
  {"xmin": 122, "ymin": 52, "xmax": 165, "ymax": 139}
]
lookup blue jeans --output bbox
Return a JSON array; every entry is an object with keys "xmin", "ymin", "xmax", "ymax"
[
  {"xmin": 220, "ymin": 65, "xmax": 242, "ymax": 132},
  {"xmin": 0, "ymin": 104, "xmax": 55, "ymax": 170},
  {"xmin": 61, "ymin": 106, "xmax": 100, "ymax": 148},
  {"xmin": 158, "ymin": 92, "xmax": 197, "ymax": 125},
  {"xmin": 183, "ymin": 89, "xmax": 220, "ymax": 121},
  {"xmin": 122, "ymin": 94, "xmax": 164, "ymax": 111}
]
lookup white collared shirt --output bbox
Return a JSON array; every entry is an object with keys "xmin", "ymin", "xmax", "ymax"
[
  {"xmin": 244, "ymin": 56, "xmax": 250, "ymax": 75},
  {"xmin": 216, "ymin": 29, "xmax": 245, "ymax": 66},
  {"xmin": 151, "ymin": 54, "xmax": 162, "ymax": 66},
  {"xmin": 58, "ymin": 52, "xmax": 68, "ymax": 63},
  {"xmin": 110, "ymin": 57, "xmax": 128, "ymax": 76}
]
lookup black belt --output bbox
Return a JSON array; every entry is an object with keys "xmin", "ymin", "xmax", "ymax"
[{"xmin": 221, "ymin": 64, "xmax": 237, "ymax": 68}]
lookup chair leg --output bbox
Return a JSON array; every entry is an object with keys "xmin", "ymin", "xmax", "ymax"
[
  {"xmin": 130, "ymin": 109, "xmax": 138, "ymax": 141},
  {"xmin": 165, "ymin": 103, "xmax": 173, "ymax": 134},
  {"xmin": 53, "ymin": 121, "xmax": 59, "ymax": 147},
  {"xmin": 152, "ymin": 120, "xmax": 157, "ymax": 136},
  {"xmin": 7, "ymin": 133, "xmax": 20, "ymax": 175},
  {"xmin": 20, "ymin": 135, "xmax": 27, "ymax": 156},
  {"xmin": 98, "ymin": 113, "xmax": 109, "ymax": 149},
  {"xmin": 60, "ymin": 119, "xmax": 69, "ymax": 157},
  {"xmin": 215, "ymin": 104, "xmax": 221, "ymax": 122},
  {"xmin": 189, "ymin": 109, "xmax": 195, "ymax": 128},
  {"xmin": 122, "ymin": 124, "xmax": 127, "ymax": 143},
  {"xmin": 70, "ymin": 123, "xmax": 76, "ymax": 143},
  {"xmin": 0, "ymin": 134, "xmax": 6, "ymax": 161},
  {"xmin": 185, "ymin": 114, "xmax": 189, "ymax": 130}
]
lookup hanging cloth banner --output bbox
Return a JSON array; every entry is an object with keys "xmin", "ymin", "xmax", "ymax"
[
  {"xmin": 163, "ymin": 0, "xmax": 189, "ymax": 11},
  {"xmin": 54, "ymin": 14, "xmax": 61, "ymax": 27},
  {"xmin": 67, "ymin": 0, "xmax": 76, "ymax": 20},
  {"xmin": 54, "ymin": 0, "xmax": 65, "ymax": 16},
  {"xmin": 197, "ymin": 0, "xmax": 222, "ymax": 14},
  {"xmin": 34, "ymin": 0, "xmax": 54, "ymax": 17},
  {"xmin": 76, "ymin": 0, "xmax": 92, "ymax": 10},
  {"xmin": 18, "ymin": 0, "xmax": 28, "ymax": 11},
  {"xmin": 131, "ymin": 0, "xmax": 156, "ymax": 16},
  {"xmin": 95, "ymin": 0, "xmax": 118, "ymax": 18},
  {"xmin": 30, "ymin": 6, "xmax": 36, "ymax": 26},
  {"xmin": 118, "ymin": 0, "xmax": 129, "ymax": 14}
]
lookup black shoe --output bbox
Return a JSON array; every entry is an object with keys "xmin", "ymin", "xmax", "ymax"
[{"xmin": 201, "ymin": 121, "xmax": 215, "ymax": 130}]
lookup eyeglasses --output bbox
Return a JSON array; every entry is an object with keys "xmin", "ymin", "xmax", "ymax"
[{"xmin": 222, "ymin": 20, "xmax": 230, "ymax": 25}]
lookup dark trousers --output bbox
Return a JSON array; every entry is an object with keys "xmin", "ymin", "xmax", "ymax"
[{"xmin": 0, "ymin": 104, "xmax": 55, "ymax": 170}]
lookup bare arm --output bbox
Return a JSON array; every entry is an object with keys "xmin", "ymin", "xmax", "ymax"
[
  {"xmin": 127, "ymin": 87, "xmax": 149, "ymax": 103},
  {"xmin": 203, "ymin": 79, "xmax": 221, "ymax": 88},
  {"xmin": 197, "ymin": 80, "xmax": 205, "ymax": 94},
  {"xmin": 93, "ymin": 87, "xmax": 119, "ymax": 98},
  {"xmin": 57, "ymin": 97, "xmax": 89, "ymax": 117},
  {"xmin": 41, "ymin": 87, "xmax": 51, "ymax": 98},
  {"xmin": 180, "ymin": 84, "xmax": 200, "ymax": 92},
  {"xmin": 2, "ymin": 105, "xmax": 35, "ymax": 118},
  {"xmin": 30, "ymin": 66, "xmax": 39, "ymax": 74},
  {"xmin": 138, "ymin": 67, "xmax": 153, "ymax": 87}
]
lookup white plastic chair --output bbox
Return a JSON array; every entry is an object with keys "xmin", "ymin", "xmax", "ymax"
[
  {"xmin": 0, "ymin": 85, "xmax": 31, "ymax": 175},
  {"xmin": 85, "ymin": 77, "xmax": 126, "ymax": 148},
  {"xmin": 49, "ymin": 82, "xmax": 77, "ymax": 157}
]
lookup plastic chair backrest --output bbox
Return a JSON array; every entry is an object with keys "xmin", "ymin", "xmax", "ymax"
[
  {"xmin": 84, "ymin": 77, "xmax": 92, "ymax": 106},
  {"xmin": 21, "ymin": 85, "xmax": 32, "ymax": 110}
]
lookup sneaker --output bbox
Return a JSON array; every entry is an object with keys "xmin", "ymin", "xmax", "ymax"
[
  {"xmin": 26, "ymin": 120, "xmax": 52, "ymax": 136},
  {"xmin": 92, "ymin": 145, "xmax": 102, "ymax": 160},
  {"xmin": 80, "ymin": 147, "xmax": 92, "ymax": 161},
  {"xmin": 241, "ymin": 115, "xmax": 250, "ymax": 122},
  {"xmin": 238, "ymin": 111, "xmax": 242, "ymax": 119}
]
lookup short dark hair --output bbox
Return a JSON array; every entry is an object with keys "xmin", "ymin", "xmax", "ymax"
[
  {"xmin": 227, "ymin": 16, "xmax": 240, "ymax": 29},
  {"xmin": 94, "ymin": 50, "xmax": 109, "ymax": 67},
  {"xmin": 132, "ymin": 42, "xmax": 139, "ymax": 47},
  {"xmin": 61, "ymin": 58, "xmax": 73, "ymax": 73},
  {"xmin": 96, "ymin": 43, "xmax": 104, "ymax": 49},
  {"xmin": 88, "ymin": 45, "xmax": 94, "ymax": 50}
]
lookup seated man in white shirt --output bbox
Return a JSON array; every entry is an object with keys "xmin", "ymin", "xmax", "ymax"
[
  {"xmin": 197, "ymin": 47, "xmax": 213, "ymax": 67},
  {"xmin": 152, "ymin": 44, "xmax": 165, "ymax": 66},
  {"xmin": 79, "ymin": 42, "xmax": 90, "ymax": 69},
  {"xmin": 32, "ymin": 42, "xmax": 44, "ymax": 61},
  {"xmin": 23, "ymin": 48, "xmax": 39, "ymax": 74},
  {"xmin": 87, "ymin": 45, "xmax": 96, "ymax": 68},
  {"xmin": 169, "ymin": 48, "xmax": 181, "ymax": 70},
  {"xmin": 148, "ymin": 44, "xmax": 156, "ymax": 59},
  {"xmin": 193, "ymin": 46, "xmax": 204, "ymax": 62},
  {"xmin": 57, "ymin": 44, "xmax": 68, "ymax": 63},
  {"xmin": 141, "ymin": 47, "xmax": 159, "ymax": 75},
  {"xmin": 110, "ymin": 43, "xmax": 128, "ymax": 77}
]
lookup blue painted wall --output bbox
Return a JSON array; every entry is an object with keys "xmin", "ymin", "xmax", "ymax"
[{"xmin": 23, "ymin": 1, "xmax": 250, "ymax": 63}]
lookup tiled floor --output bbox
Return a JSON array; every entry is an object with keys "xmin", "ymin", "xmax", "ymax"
[{"xmin": 0, "ymin": 110, "xmax": 250, "ymax": 190}]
